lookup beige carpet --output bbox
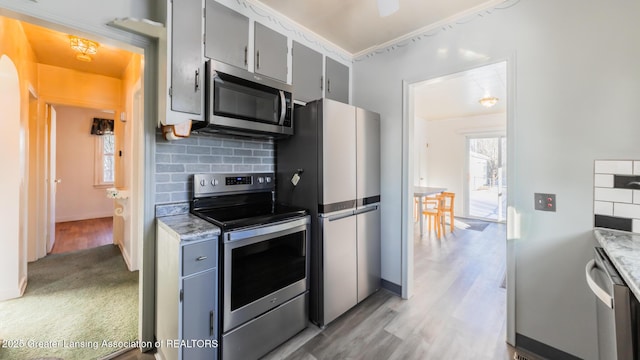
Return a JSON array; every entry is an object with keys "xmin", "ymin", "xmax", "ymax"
[{"xmin": 0, "ymin": 245, "xmax": 138, "ymax": 360}]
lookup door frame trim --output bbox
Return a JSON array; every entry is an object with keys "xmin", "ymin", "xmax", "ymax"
[{"xmin": 401, "ymin": 55, "xmax": 517, "ymax": 345}]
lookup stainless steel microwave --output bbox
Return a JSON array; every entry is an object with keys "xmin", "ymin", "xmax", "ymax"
[{"xmin": 192, "ymin": 59, "xmax": 294, "ymax": 138}]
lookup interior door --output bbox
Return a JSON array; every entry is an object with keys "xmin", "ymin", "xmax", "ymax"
[{"xmin": 47, "ymin": 105, "xmax": 57, "ymax": 253}]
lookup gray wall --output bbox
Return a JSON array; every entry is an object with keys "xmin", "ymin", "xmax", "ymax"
[
  {"xmin": 155, "ymin": 132, "xmax": 274, "ymax": 204},
  {"xmin": 353, "ymin": 0, "xmax": 640, "ymax": 358}
]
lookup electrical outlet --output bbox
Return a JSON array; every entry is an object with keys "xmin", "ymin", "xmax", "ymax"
[{"xmin": 534, "ymin": 193, "xmax": 556, "ymax": 212}]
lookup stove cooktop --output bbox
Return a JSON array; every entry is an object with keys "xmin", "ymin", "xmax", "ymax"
[{"xmin": 192, "ymin": 202, "xmax": 307, "ymax": 231}]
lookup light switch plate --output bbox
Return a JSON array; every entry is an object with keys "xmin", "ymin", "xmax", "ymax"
[{"xmin": 535, "ymin": 193, "xmax": 556, "ymax": 212}]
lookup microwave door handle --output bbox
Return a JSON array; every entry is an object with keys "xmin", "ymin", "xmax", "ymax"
[{"xmin": 279, "ymin": 90, "xmax": 286, "ymax": 125}]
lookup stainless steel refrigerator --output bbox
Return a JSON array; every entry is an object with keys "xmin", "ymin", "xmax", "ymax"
[{"xmin": 276, "ymin": 98, "xmax": 381, "ymax": 327}]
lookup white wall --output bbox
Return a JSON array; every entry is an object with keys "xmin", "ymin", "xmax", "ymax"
[
  {"xmin": 424, "ymin": 113, "xmax": 506, "ymax": 215},
  {"xmin": 353, "ymin": 0, "xmax": 640, "ymax": 358},
  {"xmin": 55, "ymin": 106, "xmax": 114, "ymax": 222},
  {"xmin": 0, "ymin": 55, "xmax": 24, "ymax": 300}
]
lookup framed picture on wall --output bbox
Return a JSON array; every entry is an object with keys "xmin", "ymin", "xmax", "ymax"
[{"xmin": 90, "ymin": 118, "xmax": 114, "ymax": 135}]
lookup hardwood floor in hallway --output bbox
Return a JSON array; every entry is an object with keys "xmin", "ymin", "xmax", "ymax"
[
  {"xmin": 263, "ymin": 219, "xmax": 513, "ymax": 360},
  {"xmin": 51, "ymin": 217, "xmax": 113, "ymax": 254}
]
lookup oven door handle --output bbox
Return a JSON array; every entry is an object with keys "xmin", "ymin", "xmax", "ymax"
[{"xmin": 585, "ymin": 259, "xmax": 613, "ymax": 308}]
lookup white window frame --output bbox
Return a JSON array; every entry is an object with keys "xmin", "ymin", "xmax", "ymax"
[{"xmin": 94, "ymin": 134, "xmax": 115, "ymax": 187}]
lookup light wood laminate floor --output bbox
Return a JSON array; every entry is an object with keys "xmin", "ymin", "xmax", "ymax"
[
  {"xmin": 263, "ymin": 220, "xmax": 513, "ymax": 360},
  {"xmin": 113, "ymin": 219, "xmax": 513, "ymax": 360},
  {"xmin": 52, "ymin": 217, "xmax": 113, "ymax": 254}
]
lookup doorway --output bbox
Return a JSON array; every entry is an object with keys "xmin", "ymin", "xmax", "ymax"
[
  {"xmin": 403, "ymin": 59, "xmax": 515, "ymax": 344},
  {"xmin": 0, "ymin": 12, "xmax": 149, "ymax": 356},
  {"xmin": 51, "ymin": 105, "xmax": 117, "ymax": 254},
  {"xmin": 466, "ymin": 135, "xmax": 507, "ymax": 222}
]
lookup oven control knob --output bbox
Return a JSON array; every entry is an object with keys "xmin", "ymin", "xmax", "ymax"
[
  {"xmin": 257, "ymin": 177, "xmax": 264, "ymax": 184},
  {"xmin": 211, "ymin": 179, "xmax": 219, "ymax": 186},
  {"xmin": 265, "ymin": 177, "xmax": 272, "ymax": 183},
  {"xmin": 200, "ymin": 179, "xmax": 206, "ymax": 187}
]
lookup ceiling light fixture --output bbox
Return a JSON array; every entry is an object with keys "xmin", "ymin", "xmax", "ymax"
[
  {"xmin": 479, "ymin": 96, "xmax": 499, "ymax": 108},
  {"xmin": 69, "ymin": 36, "xmax": 98, "ymax": 62},
  {"xmin": 377, "ymin": 0, "xmax": 399, "ymax": 17}
]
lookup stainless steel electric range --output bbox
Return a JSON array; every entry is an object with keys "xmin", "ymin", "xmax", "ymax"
[{"xmin": 190, "ymin": 173, "xmax": 310, "ymax": 360}]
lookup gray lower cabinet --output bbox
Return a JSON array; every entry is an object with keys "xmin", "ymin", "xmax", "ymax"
[
  {"xmin": 156, "ymin": 226, "xmax": 218, "ymax": 360},
  {"xmin": 183, "ymin": 269, "xmax": 217, "ymax": 359},
  {"xmin": 254, "ymin": 22, "xmax": 288, "ymax": 82},
  {"xmin": 292, "ymin": 41, "xmax": 322, "ymax": 103},
  {"xmin": 169, "ymin": 0, "xmax": 204, "ymax": 119},
  {"xmin": 325, "ymin": 57, "xmax": 350, "ymax": 103},
  {"xmin": 204, "ymin": 0, "xmax": 249, "ymax": 70}
]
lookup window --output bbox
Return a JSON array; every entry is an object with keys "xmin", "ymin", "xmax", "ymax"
[{"xmin": 95, "ymin": 134, "xmax": 115, "ymax": 186}]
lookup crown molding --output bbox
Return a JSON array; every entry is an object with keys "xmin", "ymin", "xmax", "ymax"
[{"xmin": 354, "ymin": 0, "xmax": 522, "ymax": 62}]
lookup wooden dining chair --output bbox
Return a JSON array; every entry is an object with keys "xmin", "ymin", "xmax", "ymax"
[
  {"xmin": 422, "ymin": 195, "xmax": 444, "ymax": 239},
  {"xmin": 440, "ymin": 192, "xmax": 455, "ymax": 233}
]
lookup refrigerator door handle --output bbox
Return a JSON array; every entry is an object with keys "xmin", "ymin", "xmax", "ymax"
[
  {"xmin": 355, "ymin": 204, "xmax": 379, "ymax": 215},
  {"xmin": 585, "ymin": 259, "xmax": 613, "ymax": 309},
  {"xmin": 325, "ymin": 211, "xmax": 356, "ymax": 222}
]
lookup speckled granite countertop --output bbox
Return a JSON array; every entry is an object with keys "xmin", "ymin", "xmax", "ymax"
[
  {"xmin": 157, "ymin": 214, "xmax": 221, "ymax": 242},
  {"xmin": 593, "ymin": 228, "xmax": 640, "ymax": 301}
]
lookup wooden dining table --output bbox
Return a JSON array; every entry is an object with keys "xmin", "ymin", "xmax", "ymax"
[{"xmin": 414, "ymin": 186, "xmax": 447, "ymax": 236}]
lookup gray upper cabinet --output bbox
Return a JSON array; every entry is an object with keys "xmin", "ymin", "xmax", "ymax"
[
  {"xmin": 292, "ymin": 41, "xmax": 322, "ymax": 103},
  {"xmin": 325, "ymin": 57, "xmax": 350, "ymax": 103},
  {"xmin": 254, "ymin": 22, "xmax": 288, "ymax": 83},
  {"xmin": 170, "ymin": 0, "xmax": 205, "ymax": 118},
  {"xmin": 205, "ymin": 0, "xmax": 249, "ymax": 69}
]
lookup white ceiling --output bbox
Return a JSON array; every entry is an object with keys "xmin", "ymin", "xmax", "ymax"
[
  {"xmin": 257, "ymin": 0, "xmax": 500, "ymax": 55},
  {"xmin": 414, "ymin": 61, "xmax": 507, "ymax": 121}
]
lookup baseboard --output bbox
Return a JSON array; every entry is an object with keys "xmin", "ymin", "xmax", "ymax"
[
  {"xmin": 99, "ymin": 346, "xmax": 136, "ymax": 359},
  {"xmin": 118, "ymin": 243, "xmax": 136, "ymax": 271},
  {"xmin": 18, "ymin": 274, "xmax": 27, "ymax": 296},
  {"xmin": 381, "ymin": 279, "xmax": 402, "ymax": 296},
  {"xmin": 56, "ymin": 212, "xmax": 114, "ymax": 223},
  {"xmin": 515, "ymin": 333, "xmax": 581, "ymax": 360}
]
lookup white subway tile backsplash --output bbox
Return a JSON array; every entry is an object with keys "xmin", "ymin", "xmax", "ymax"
[
  {"xmin": 635, "ymin": 190, "xmax": 640, "ymax": 204},
  {"xmin": 595, "ymin": 160, "xmax": 633, "ymax": 175},
  {"xmin": 594, "ymin": 188, "xmax": 633, "ymax": 203},
  {"xmin": 634, "ymin": 219, "xmax": 640, "ymax": 233},
  {"xmin": 594, "ymin": 201, "xmax": 614, "ymax": 216},
  {"xmin": 614, "ymin": 203, "xmax": 640, "ymax": 219},
  {"xmin": 594, "ymin": 174, "xmax": 614, "ymax": 188}
]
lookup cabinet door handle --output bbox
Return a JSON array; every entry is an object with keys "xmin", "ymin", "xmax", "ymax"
[
  {"xmin": 256, "ymin": 50, "xmax": 260, "ymax": 70},
  {"xmin": 209, "ymin": 311, "xmax": 215, "ymax": 336},
  {"xmin": 194, "ymin": 69, "xmax": 200, "ymax": 91},
  {"xmin": 244, "ymin": 46, "xmax": 248, "ymax": 67},
  {"xmin": 196, "ymin": 256, "xmax": 208, "ymax": 261},
  {"xmin": 327, "ymin": 79, "xmax": 331, "ymax": 93},
  {"xmin": 320, "ymin": 75, "xmax": 323, "ymax": 91}
]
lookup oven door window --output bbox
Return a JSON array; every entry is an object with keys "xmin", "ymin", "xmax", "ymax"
[
  {"xmin": 213, "ymin": 73, "xmax": 282, "ymax": 125},
  {"xmin": 230, "ymin": 231, "xmax": 306, "ymax": 311}
]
